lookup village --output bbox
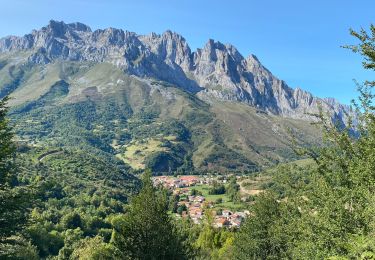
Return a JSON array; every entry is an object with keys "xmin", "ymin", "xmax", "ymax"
[{"xmin": 152, "ymin": 175, "xmax": 250, "ymax": 229}]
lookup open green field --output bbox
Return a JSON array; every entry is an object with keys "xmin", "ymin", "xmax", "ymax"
[
  {"xmin": 186, "ymin": 184, "xmax": 247, "ymax": 211},
  {"xmin": 116, "ymin": 135, "xmax": 179, "ymax": 170},
  {"xmin": 118, "ymin": 138, "xmax": 167, "ymax": 170}
]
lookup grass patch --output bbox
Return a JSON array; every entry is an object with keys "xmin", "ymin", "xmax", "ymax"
[
  {"xmin": 118, "ymin": 137, "xmax": 177, "ymax": 170},
  {"xmin": 187, "ymin": 184, "xmax": 245, "ymax": 211}
]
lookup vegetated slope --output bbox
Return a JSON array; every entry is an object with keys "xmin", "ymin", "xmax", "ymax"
[
  {"xmin": 14, "ymin": 144, "xmax": 140, "ymax": 257},
  {"xmin": 0, "ymin": 21, "xmax": 331, "ymax": 173},
  {"xmin": 1, "ymin": 56, "xmax": 320, "ymax": 173}
]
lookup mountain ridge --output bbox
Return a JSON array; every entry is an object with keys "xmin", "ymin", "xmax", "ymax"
[
  {"xmin": 0, "ymin": 20, "xmax": 351, "ymax": 123},
  {"xmin": 0, "ymin": 20, "xmax": 351, "ymax": 172}
]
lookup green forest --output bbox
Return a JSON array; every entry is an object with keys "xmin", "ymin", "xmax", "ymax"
[{"xmin": 1, "ymin": 25, "xmax": 375, "ymax": 259}]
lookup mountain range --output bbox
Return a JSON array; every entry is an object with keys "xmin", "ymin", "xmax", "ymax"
[{"xmin": 0, "ymin": 20, "xmax": 350, "ymax": 172}]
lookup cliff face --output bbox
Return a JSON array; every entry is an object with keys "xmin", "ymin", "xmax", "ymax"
[{"xmin": 0, "ymin": 20, "xmax": 351, "ymax": 122}]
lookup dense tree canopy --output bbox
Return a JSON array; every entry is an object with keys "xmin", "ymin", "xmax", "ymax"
[
  {"xmin": 0, "ymin": 96, "xmax": 36, "ymax": 258},
  {"xmin": 111, "ymin": 170, "xmax": 187, "ymax": 259}
]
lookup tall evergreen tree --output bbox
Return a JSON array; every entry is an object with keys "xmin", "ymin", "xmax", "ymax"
[
  {"xmin": 0, "ymin": 97, "xmax": 15, "ymax": 184},
  {"xmin": 233, "ymin": 192, "xmax": 291, "ymax": 259},
  {"xmin": 0, "ymin": 96, "xmax": 35, "ymax": 258},
  {"xmin": 111, "ymin": 170, "xmax": 187, "ymax": 259}
]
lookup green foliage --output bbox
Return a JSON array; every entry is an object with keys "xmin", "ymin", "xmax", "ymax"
[
  {"xmin": 57, "ymin": 228, "xmax": 84, "ymax": 259},
  {"xmin": 61, "ymin": 212, "xmax": 84, "ymax": 230},
  {"xmin": 111, "ymin": 170, "xmax": 188, "ymax": 259},
  {"xmin": 16, "ymin": 147, "xmax": 139, "ymax": 258},
  {"xmin": 70, "ymin": 236, "xmax": 121, "ymax": 260},
  {"xmin": 194, "ymin": 210, "xmax": 235, "ymax": 259},
  {"xmin": 347, "ymin": 24, "xmax": 375, "ymax": 70},
  {"xmin": 190, "ymin": 188, "xmax": 202, "ymax": 196},
  {"xmin": 0, "ymin": 97, "xmax": 34, "ymax": 258},
  {"xmin": 177, "ymin": 204, "xmax": 187, "ymax": 215},
  {"xmin": 169, "ymin": 193, "xmax": 180, "ymax": 213},
  {"xmin": 145, "ymin": 151, "xmax": 182, "ymax": 174},
  {"xmin": 0, "ymin": 236, "xmax": 39, "ymax": 260},
  {"xmin": 208, "ymin": 181, "xmax": 226, "ymax": 195},
  {"xmin": 233, "ymin": 25, "xmax": 375, "ymax": 259},
  {"xmin": 226, "ymin": 177, "xmax": 240, "ymax": 203},
  {"xmin": 27, "ymin": 224, "xmax": 64, "ymax": 257},
  {"xmin": 0, "ymin": 186, "xmax": 31, "ymax": 243},
  {"xmin": 233, "ymin": 192, "xmax": 290, "ymax": 259},
  {"xmin": 0, "ymin": 96, "xmax": 15, "ymax": 184},
  {"xmin": 0, "ymin": 64, "xmax": 30, "ymax": 99}
]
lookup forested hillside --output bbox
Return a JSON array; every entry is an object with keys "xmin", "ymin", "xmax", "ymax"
[
  {"xmin": 0, "ymin": 20, "xmax": 374, "ymax": 259},
  {"xmin": 0, "ymin": 20, "xmax": 347, "ymax": 174},
  {"xmin": 1, "ymin": 60, "xmax": 323, "ymax": 174}
]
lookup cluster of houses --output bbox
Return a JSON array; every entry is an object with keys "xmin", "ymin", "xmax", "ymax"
[
  {"xmin": 152, "ymin": 175, "xmax": 231, "ymax": 190},
  {"xmin": 176, "ymin": 194, "xmax": 210, "ymax": 224},
  {"xmin": 152, "ymin": 175, "xmax": 200, "ymax": 188},
  {"xmin": 214, "ymin": 210, "xmax": 249, "ymax": 228},
  {"xmin": 176, "ymin": 192, "xmax": 249, "ymax": 227},
  {"xmin": 152, "ymin": 175, "xmax": 250, "ymax": 228}
]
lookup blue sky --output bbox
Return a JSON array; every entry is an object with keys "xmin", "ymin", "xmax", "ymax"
[{"xmin": 0, "ymin": 0, "xmax": 373, "ymax": 104}]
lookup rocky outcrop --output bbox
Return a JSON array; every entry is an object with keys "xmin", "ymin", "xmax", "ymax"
[{"xmin": 0, "ymin": 20, "xmax": 352, "ymax": 123}]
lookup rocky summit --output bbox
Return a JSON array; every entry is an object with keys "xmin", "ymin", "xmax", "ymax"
[
  {"xmin": 0, "ymin": 20, "xmax": 354, "ymax": 172},
  {"xmin": 0, "ymin": 20, "xmax": 351, "ymax": 123}
]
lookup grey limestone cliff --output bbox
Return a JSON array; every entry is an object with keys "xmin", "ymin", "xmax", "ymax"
[{"xmin": 0, "ymin": 20, "xmax": 352, "ymax": 123}]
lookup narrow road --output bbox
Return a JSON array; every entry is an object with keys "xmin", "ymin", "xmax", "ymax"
[{"xmin": 38, "ymin": 150, "xmax": 63, "ymax": 162}]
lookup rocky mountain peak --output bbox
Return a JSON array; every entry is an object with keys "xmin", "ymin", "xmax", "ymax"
[
  {"xmin": 44, "ymin": 20, "xmax": 68, "ymax": 38},
  {"xmin": 38, "ymin": 20, "xmax": 91, "ymax": 42},
  {"xmin": 0, "ymin": 21, "xmax": 352, "ymax": 123},
  {"xmin": 90, "ymin": 27, "xmax": 131, "ymax": 46},
  {"xmin": 66, "ymin": 21, "xmax": 92, "ymax": 32}
]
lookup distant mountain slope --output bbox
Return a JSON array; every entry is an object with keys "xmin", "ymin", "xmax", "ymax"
[
  {"xmin": 0, "ymin": 20, "xmax": 351, "ymax": 122},
  {"xmin": 0, "ymin": 21, "xmax": 342, "ymax": 172}
]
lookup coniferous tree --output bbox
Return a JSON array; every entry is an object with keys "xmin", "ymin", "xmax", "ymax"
[
  {"xmin": 233, "ymin": 192, "xmax": 290, "ymax": 259},
  {"xmin": 0, "ymin": 97, "xmax": 15, "ymax": 184},
  {"xmin": 111, "ymin": 170, "xmax": 187, "ymax": 259},
  {"xmin": 0, "ymin": 97, "xmax": 36, "ymax": 258}
]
